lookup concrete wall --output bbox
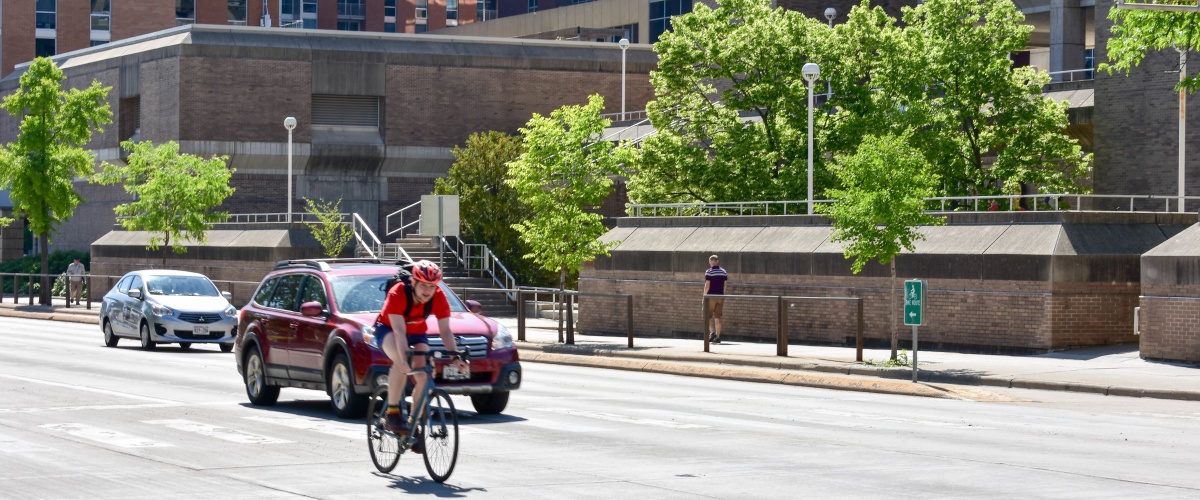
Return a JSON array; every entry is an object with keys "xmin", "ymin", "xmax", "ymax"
[{"xmin": 579, "ymin": 212, "xmax": 1195, "ymax": 353}]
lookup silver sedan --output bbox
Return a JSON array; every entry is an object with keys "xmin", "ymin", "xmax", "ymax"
[{"xmin": 99, "ymin": 270, "xmax": 238, "ymax": 352}]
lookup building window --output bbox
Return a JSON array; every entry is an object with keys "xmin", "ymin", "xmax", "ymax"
[
  {"xmin": 415, "ymin": 23, "xmax": 427, "ymax": 33},
  {"xmin": 228, "ymin": 0, "xmax": 247, "ymax": 25},
  {"xmin": 385, "ymin": 22, "xmax": 397, "ymax": 32},
  {"xmin": 416, "ymin": 0, "xmax": 428, "ymax": 20},
  {"xmin": 477, "ymin": 0, "xmax": 495, "ymax": 22},
  {"xmin": 177, "ymin": 0, "xmax": 195, "ymax": 25},
  {"xmin": 91, "ymin": 0, "xmax": 110, "ymax": 31},
  {"xmin": 36, "ymin": 0, "xmax": 56, "ymax": 30},
  {"xmin": 528, "ymin": 0, "xmax": 537, "ymax": 13},
  {"xmin": 35, "ymin": 38, "xmax": 56, "ymax": 58},
  {"xmin": 90, "ymin": 40, "xmax": 109, "ymax": 47},
  {"xmin": 446, "ymin": 0, "xmax": 457, "ymax": 25},
  {"xmin": 649, "ymin": 0, "xmax": 691, "ymax": 43},
  {"xmin": 338, "ymin": 0, "xmax": 365, "ymax": 18},
  {"xmin": 1084, "ymin": 48, "xmax": 1095, "ymax": 80},
  {"xmin": 608, "ymin": 24, "xmax": 637, "ymax": 44},
  {"xmin": 337, "ymin": 20, "xmax": 362, "ymax": 31},
  {"xmin": 385, "ymin": 0, "xmax": 397, "ymax": 17}
]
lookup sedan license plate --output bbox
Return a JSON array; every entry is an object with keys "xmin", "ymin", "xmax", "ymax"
[
  {"xmin": 442, "ymin": 363, "xmax": 470, "ymax": 381},
  {"xmin": 193, "ymin": 326, "xmax": 209, "ymax": 336}
]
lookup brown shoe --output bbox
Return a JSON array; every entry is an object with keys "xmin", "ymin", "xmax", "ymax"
[{"xmin": 384, "ymin": 414, "xmax": 409, "ymax": 435}]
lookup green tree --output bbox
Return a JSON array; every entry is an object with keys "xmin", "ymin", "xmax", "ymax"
[
  {"xmin": 434, "ymin": 131, "xmax": 554, "ymax": 286},
  {"xmin": 818, "ymin": 133, "xmax": 944, "ymax": 360},
  {"xmin": 92, "ymin": 140, "xmax": 235, "ymax": 268},
  {"xmin": 0, "ymin": 57, "xmax": 112, "ymax": 304},
  {"xmin": 631, "ymin": 0, "xmax": 827, "ymax": 206},
  {"xmin": 507, "ymin": 95, "xmax": 635, "ymax": 331},
  {"xmin": 1101, "ymin": 8, "xmax": 1200, "ymax": 93},
  {"xmin": 303, "ymin": 197, "xmax": 354, "ymax": 258}
]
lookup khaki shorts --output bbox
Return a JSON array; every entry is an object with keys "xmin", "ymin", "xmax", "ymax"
[{"xmin": 707, "ymin": 297, "xmax": 725, "ymax": 319}]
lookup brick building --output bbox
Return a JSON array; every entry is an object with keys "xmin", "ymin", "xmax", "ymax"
[
  {"xmin": 0, "ymin": 24, "xmax": 656, "ymax": 254},
  {"xmin": 0, "ymin": 0, "xmax": 488, "ymax": 77}
]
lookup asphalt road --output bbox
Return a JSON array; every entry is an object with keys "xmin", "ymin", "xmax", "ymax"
[{"xmin": 1, "ymin": 316, "xmax": 1199, "ymax": 499}]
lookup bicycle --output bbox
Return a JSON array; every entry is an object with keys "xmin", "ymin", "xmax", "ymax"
[{"xmin": 366, "ymin": 350, "xmax": 467, "ymax": 482}]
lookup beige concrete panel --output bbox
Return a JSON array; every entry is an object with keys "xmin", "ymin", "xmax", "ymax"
[
  {"xmin": 675, "ymin": 226, "xmax": 765, "ymax": 253},
  {"xmin": 909, "ymin": 224, "xmax": 1009, "ymax": 255},
  {"xmin": 743, "ymin": 226, "xmax": 832, "ymax": 253},
  {"xmin": 1143, "ymin": 223, "xmax": 1200, "ymax": 257},
  {"xmin": 599, "ymin": 226, "xmax": 637, "ymax": 247},
  {"xmin": 984, "ymin": 224, "xmax": 1061, "ymax": 255},
  {"xmin": 611, "ymin": 227, "xmax": 697, "ymax": 251}
]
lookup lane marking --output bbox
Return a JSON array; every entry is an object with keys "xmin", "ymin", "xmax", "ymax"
[
  {"xmin": 0, "ymin": 374, "xmax": 180, "ymax": 404},
  {"xmin": 242, "ymin": 415, "xmax": 363, "ymax": 440},
  {"xmin": 528, "ymin": 407, "xmax": 709, "ymax": 429},
  {"xmin": 143, "ymin": 419, "xmax": 292, "ymax": 445},
  {"xmin": 0, "ymin": 433, "xmax": 54, "ymax": 453},
  {"xmin": 811, "ymin": 409, "xmax": 985, "ymax": 429},
  {"xmin": 39, "ymin": 423, "xmax": 172, "ymax": 448},
  {"xmin": 513, "ymin": 419, "xmax": 608, "ymax": 433}
]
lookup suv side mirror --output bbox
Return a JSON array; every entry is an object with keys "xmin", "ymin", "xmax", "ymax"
[
  {"xmin": 221, "ymin": 291, "xmax": 233, "ymax": 301},
  {"xmin": 466, "ymin": 300, "xmax": 482, "ymax": 314},
  {"xmin": 128, "ymin": 288, "xmax": 143, "ymax": 300},
  {"xmin": 300, "ymin": 301, "xmax": 326, "ymax": 317}
]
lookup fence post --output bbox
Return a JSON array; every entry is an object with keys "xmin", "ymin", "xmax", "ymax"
[
  {"xmin": 856, "ymin": 297, "xmax": 864, "ymax": 362},
  {"xmin": 777, "ymin": 296, "xmax": 787, "ymax": 357},
  {"xmin": 566, "ymin": 293, "xmax": 575, "ymax": 345},
  {"xmin": 626, "ymin": 294, "xmax": 634, "ymax": 348},
  {"xmin": 517, "ymin": 290, "xmax": 526, "ymax": 342},
  {"xmin": 28, "ymin": 274, "xmax": 34, "ymax": 305},
  {"xmin": 85, "ymin": 275, "xmax": 92, "ymax": 310},
  {"xmin": 703, "ymin": 295, "xmax": 710, "ymax": 353}
]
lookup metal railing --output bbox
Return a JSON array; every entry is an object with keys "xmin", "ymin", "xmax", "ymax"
[
  {"xmin": 1047, "ymin": 68, "xmax": 1094, "ymax": 82},
  {"xmin": 703, "ymin": 294, "xmax": 865, "ymax": 360},
  {"xmin": 0, "ymin": 273, "xmax": 260, "ymax": 309},
  {"xmin": 456, "ymin": 287, "xmax": 633, "ymax": 346},
  {"xmin": 600, "ymin": 110, "xmax": 649, "ymax": 122},
  {"xmin": 384, "ymin": 201, "xmax": 421, "ymax": 238},
  {"xmin": 630, "ymin": 194, "xmax": 1200, "ymax": 216},
  {"xmin": 352, "ymin": 213, "xmax": 383, "ymax": 259}
]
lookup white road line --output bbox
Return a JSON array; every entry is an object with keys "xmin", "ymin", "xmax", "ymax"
[
  {"xmin": 0, "ymin": 374, "xmax": 180, "ymax": 404},
  {"xmin": 39, "ymin": 423, "xmax": 172, "ymax": 448},
  {"xmin": 810, "ymin": 409, "xmax": 985, "ymax": 429},
  {"xmin": 528, "ymin": 407, "xmax": 709, "ymax": 429},
  {"xmin": 456, "ymin": 426, "xmax": 506, "ymax": 436},
  {"xmin": 513, "ymin": 419, "xmax": 608, "ymax": 433},
  {"xmin": 142, "ymin": 419, "xmax": 292, "ymax": 445},
  {"xmin": 0, "ymin": 403, "xmax": 180, "ymax": 414},
  {"xmin": 242, "ymin": 415, "xmax": 363, "ymax": 440},
  {"xmin": 0, "ymin": 433, "xmax": 54, "ymax": 453}
]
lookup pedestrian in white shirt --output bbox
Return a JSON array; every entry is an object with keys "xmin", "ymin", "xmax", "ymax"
[{"xmin": 66, "ymin": 258, "xmax": 86, "ymax": 305}]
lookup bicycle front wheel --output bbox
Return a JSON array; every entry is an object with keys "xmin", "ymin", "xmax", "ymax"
[
  {"xmin": 421, "ymin": 388, "xmax": 460, "ymax": 483},
  {"xmin": 367, "ymin": 386, "xmax": 401, "ymax": 473}
]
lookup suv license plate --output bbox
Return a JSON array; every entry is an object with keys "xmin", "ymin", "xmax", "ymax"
[
  {"xmin": 442, "ymin": 364, "xmax": 470, "ymax": 381},
  {"xmin": 194, "ymin": 326, "xmax": 209, "ymax": 336}
]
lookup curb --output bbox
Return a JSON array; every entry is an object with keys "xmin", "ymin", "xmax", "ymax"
[
  {"xmin": 517, "ymin": 342, "xmax": 1200, "ymax": 402},
  {"xmin": 0, "ymin": 308, "xmax": 99, "ymax": 325}
]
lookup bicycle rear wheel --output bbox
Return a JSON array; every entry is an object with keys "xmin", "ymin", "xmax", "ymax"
[
  {"xmin": 421, "ymin": 388, "xmax": 459, "ymax": 483},
  {"xmin": 366, "ymin": 386, "xmax": 401, "ymax": 473}
]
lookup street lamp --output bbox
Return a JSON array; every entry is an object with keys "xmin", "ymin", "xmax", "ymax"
[
  {"xmin": 619, "ymin": 37, "xmax": 630, "ymax": 121},
  {"xmin": 1178, "ymin": 48, "xmax": 1187, "ymax": 213},
  {"xmin": 284, "ymin": 116, "xmax": 297, "ymax": 223},
  {"xmin": 824, "ymin": 8, "xmax": 836, "ymax": 98},
  {"xmin": 802, "ymin": 63, "xmax": 820, "ymax": 215}
]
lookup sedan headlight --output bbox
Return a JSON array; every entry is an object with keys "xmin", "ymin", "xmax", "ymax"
[
  {"xmin": 150, "ymin": 302, "xmax": 174, "ymax": 317},
  {"xmin": 223, "ymin": 305, "xmax": 238, "ymax": 318},
  {"xmin": 491, "ymin": 323, "xmax": 513, "ymax": 351}
]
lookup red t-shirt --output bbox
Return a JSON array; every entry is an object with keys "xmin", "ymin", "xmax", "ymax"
[{"xmin": 378, "ymin": 283, "xmax": 451, "ymax": 335}]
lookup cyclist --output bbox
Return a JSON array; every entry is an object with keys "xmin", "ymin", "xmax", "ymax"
[{"xmin": 374, "ymin": 260, "xmax": 468, "ymax": 440}]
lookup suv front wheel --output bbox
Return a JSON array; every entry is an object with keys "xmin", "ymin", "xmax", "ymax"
[
  {"xmin": 470, "ymin": 391, "xmax": 509, "ymax": 414},
  {"xmin": 328, "ymin": 353, "xmax": 368, "ymax": 419}
]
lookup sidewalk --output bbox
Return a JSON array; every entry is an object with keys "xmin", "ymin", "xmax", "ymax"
[{"xmin": 3, "ymin": 300, "xmax": 1197, "ymax": 402}]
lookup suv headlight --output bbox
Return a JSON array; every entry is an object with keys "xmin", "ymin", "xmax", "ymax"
[
  {"xmin": 491, "ymin": 323, "xmax": 513, "ymax": 351},
  {"xmin": 150, "ymin": 302, "xmax": 174, "ymax": 317},
  {"xmin": 363, "ymin": 324, "xmax": 380, "ymax": 350}
]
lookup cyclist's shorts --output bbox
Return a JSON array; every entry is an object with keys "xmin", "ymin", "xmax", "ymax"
[{"xmin": 373, "ymin": 321, "xmax": 429, "ymax": 347}]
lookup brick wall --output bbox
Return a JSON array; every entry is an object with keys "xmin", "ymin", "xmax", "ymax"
[
  {"xmin": 1140, "ymin": 284, "xmax": 1200, "ymax": 363},
  {"xmin": 112, "ymin": 0, "xmax": 175, "ymax": 41},
  {"xmin": 56, "ymin": 1, "xmax": 91, "ymax": 56},
  {"xmin": 178, "ymin": 57, "xmax": 313, "ymax": 142},
  {"xmin": 141, "ymin": 57, "xmax": 181, "ymax": 142},
  {"xmin": 2, "ymin": 0, "xmax": 33, "ymax": 77},
  {"xmin": 197, "ymin": 0, "xmax": 232, "ymax": 25}
]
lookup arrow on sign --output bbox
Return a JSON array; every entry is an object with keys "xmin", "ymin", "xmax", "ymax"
[{"xmin": 909, "ymin": 312, "xmax": 916, "ymax": 318}]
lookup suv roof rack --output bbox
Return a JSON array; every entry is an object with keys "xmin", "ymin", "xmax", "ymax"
[{"xmin": 272, "ymin": 258, "xmax": 387, "ymax": 271}]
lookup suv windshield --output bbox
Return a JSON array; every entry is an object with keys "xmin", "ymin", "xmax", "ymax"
[
  {"xmin": 145, "ymin": 275, "xmax": 220, "ymax": 297},
  {"xmin": 330, "ymin": 274, "xmax": 467, "ymax": 314}
]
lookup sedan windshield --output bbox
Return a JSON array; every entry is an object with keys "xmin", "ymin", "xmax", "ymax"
[
  {"xmin": 145, "ymin": 276, "xmax": 220, "ymax": 297},
  {"xmin": 330, "ymin": 274, "xmax": 467, "ymax": 314}
]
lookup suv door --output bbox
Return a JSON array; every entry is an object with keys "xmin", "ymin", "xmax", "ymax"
[
  {"xmin": 260, "ymin": 273, "xmax": 305, "ymax": 379},
  {"xmin": 287, "ymin": 275, "xmax": 334, "ymax": 383}
]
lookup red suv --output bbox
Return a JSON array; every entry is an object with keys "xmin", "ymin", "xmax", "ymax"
[{"xmin": 234, "ymin": 259, "xmax": 521, "ymax": 417}]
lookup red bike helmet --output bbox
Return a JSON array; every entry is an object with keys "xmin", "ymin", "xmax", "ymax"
[{"xmin": 411, "ymin": 260, "xmax": 443, "ymax": 283}]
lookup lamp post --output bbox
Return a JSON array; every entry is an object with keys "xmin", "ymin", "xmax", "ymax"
[
  {"xmin": 284, "ymin": 117, "xmax": 297, "ymax": 223},
  {"xmin": 824, "ymin": 8, "xmax": 836, "ymax": 98},
  {"xmin": 802, "ymin": 63, "xmax": 820, "ymax": 215},
  {"xmin": 619, "ymin": 37, "xmax": 630, "ymax": 121},
  {"xmin": 1179, "ymin": 48, "xmax": 1187, "ymax": 213}
]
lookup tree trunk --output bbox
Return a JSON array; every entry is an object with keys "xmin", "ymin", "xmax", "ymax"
[
  {"xmin": 557, "ymin": 267, "xmax": 566, "ymax": 343},
  {"xmin": 39, "ymin": 233, "xmax": 50, "ymax": 305},
  {"xmin": 890, "ymin": 259, "xmax": 898, "ymax": 360},
  {"xmin": 161, "ymin": 233, "xmax": 170, "ymax": 268}
]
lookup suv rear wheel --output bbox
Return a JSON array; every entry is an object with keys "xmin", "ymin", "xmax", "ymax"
[
  {"xmin": 328, "ymin": 353, "xmax": 368, "ymax": 419},
  {"xmin": 470, "ymin": 391, "xmax": 509, "ymax": 415}
]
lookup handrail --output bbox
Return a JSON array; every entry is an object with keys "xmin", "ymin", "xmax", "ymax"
[
  {"xmin": 1046, "ymin": 68, "xmax": 1094, "ymax": 82},
  {"xmin": 352, "ymin": 213, "xmax": 382, "ymax": 259},
  {"xmin": 629, "ymin": 194, "xmax": 1200, "ymax": 216},
  {"xmin": 385, "ymin": 201, "xmax": 422, "ymax": 238}
]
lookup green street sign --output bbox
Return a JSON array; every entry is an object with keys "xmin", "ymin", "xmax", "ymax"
[{"xmin": 903, "ymin": 279, "xmax": 926, "ymax": 326}]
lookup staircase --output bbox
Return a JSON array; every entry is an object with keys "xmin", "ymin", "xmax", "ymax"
[{"xmin": 393, "ymin": 236, "xmax": 518, "ymax": 317}]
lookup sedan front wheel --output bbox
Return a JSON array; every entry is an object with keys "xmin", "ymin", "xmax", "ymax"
[{"xmin": 139, "ymin": 323, "xmax": 157, "ymax": 351}]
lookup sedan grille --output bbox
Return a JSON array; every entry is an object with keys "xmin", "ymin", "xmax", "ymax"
[
  {"xmin": 178, "ymin": 313, "xmax": 222, "ymax": 324},
  {"xmin": 428, "ymin": 335, "xmax": 488, "ymax": 359}
]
